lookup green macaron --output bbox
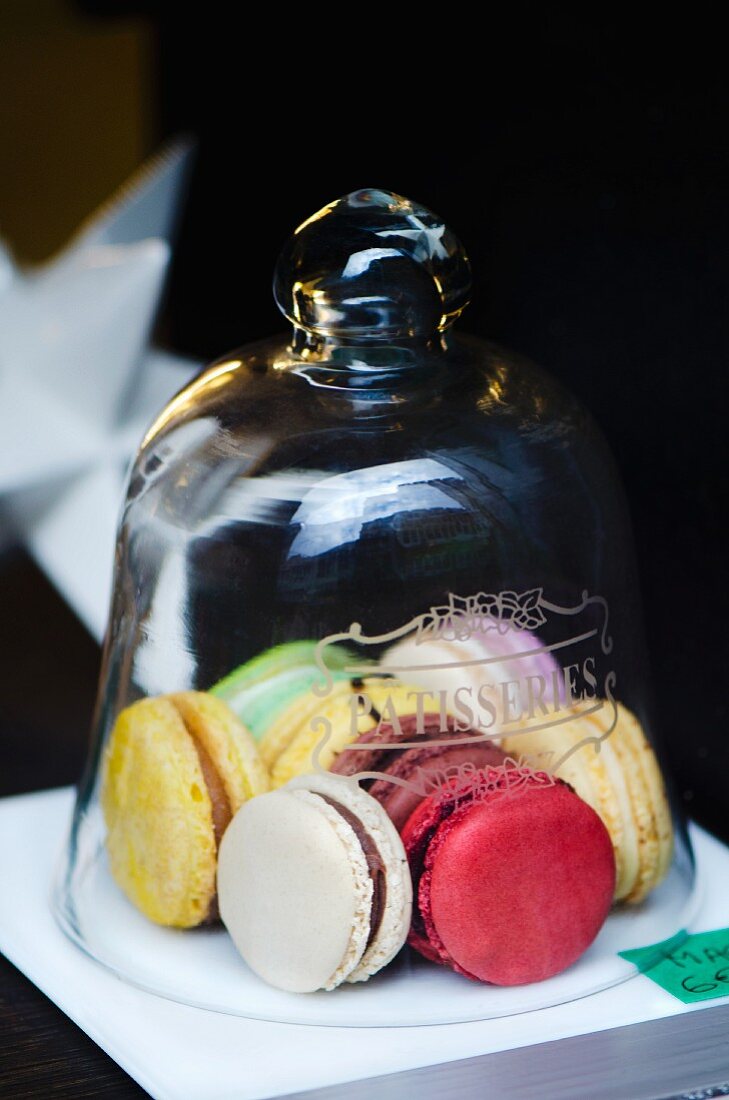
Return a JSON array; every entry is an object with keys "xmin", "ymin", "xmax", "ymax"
[{"xmin": 210, "ymin": 641, "xmax": 362, "ymax": 741}]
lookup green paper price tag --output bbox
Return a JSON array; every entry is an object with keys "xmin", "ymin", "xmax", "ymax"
[{"xmin": 620, "ymin": 928, "xmax": 729, "ymax": 1004}]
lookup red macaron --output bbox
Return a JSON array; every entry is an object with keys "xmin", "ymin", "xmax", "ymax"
[
  {"xmin": 330, "ymin": 713, "xmax": 507, "ymax": 831},
  {"xmin": 401, "ymin": 766, "xmax": 616, "ymax": 985}
]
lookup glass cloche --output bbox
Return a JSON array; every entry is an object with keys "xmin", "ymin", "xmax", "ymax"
[{"xmin": 54, "ymin": 189, "xmax": 697, "ymax": 1025}]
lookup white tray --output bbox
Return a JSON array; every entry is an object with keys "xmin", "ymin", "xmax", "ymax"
[{"xmin": 1, "ymin": 787, "xmax": 727, "ymax": 1100}]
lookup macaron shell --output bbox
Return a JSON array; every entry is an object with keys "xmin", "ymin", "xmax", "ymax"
[
  {"xmin": 611, "ymin": 706, "xmax": 674, "ymax": 901},
  {"xmin": 570, "ymin": 713, "xmax": 641, "ymax": 902},
  {"xmin": 258, "ymin": 679, "xmax": 363, "ymax": 770},
  {"xmin": 329, "ymin": 711, "xmax": 506, "ymax": 825},
  {"xmin": 473, "ymin": 618, "xmax": 560, "ymax": 684},
  {"xmin": 211, "ymin": 641, "xmax": 324, "ymax": 700},
  {"xmin": 287, "ymin": 773, "xmax": 412, "ymax": 983},
  {"xmin": 217, "ymin": 789, "xmax": 368, "ymax": 993},
  {"xmin": 381, "ymin": 625, "xmax": 559, "ymax": 726},
  {"xmin": 232, "ymin": 666, "xmax": 353, "ymax": 741},
  {"xmin": 290, "ymin": 789, "xmax": 373, "ymax": 988},
  {"xmin": 101, "ymin": 696, "xmax": 217, "ymax": 928},
  {"xmin": 605, "ymin": 709, "xmax": 658, "ymax": 903},
  {"xmin": 503, "ymin": 702, "xmax": 673, "ymax": 903},
  {"xmin": 369, "ymin": 740, "xmax": 505, "ymax": 833},
  {"xmin": 400, "ymin": 791, "xmax": 454, "ymax": 964},
  {"xmin": 423, "ymin": 784, "xmax": 615, "ymax": 985},
  {"xmin": 210, "ymin": 642, "xmax": 357, "ymax": 740},
  {"xmin": 382, "ymin": 636, "xmax": 508, "ymax": 714},
  {"xmin": 504, "ymin": 707, "xmax": 635, "ymax": 898},
  {"xmin": 266, "ymin": 680, "xmax": 366, "ymax": 783},
  {"xmin": 330, "ymin": 713, "xmax": 495, "ymax": 778},
  {"xmin": 170, "ymin": 691, "xmax": 270, "ymax": 807},
  {"xmin": 263, "ymin": 678, "xmax": 423, "ymax": 788}
]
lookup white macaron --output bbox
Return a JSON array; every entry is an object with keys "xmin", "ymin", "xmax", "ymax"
[{"xmin": 217, "ymin": 772, "xmax": 412, "ymax": 992}]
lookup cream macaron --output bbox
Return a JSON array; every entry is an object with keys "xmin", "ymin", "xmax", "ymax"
[{"xmin": 217, "ymin": 773, "xmax": 412, "ymax": 992}]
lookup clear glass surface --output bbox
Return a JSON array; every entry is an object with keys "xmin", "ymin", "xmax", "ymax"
[{"xmin": 54, "ymin": 189, "xmax": 697, "ymax": 1024}]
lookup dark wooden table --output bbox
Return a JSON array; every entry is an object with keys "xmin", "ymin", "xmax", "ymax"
[{"xmin": 0, "ymin": 550, "xmax": 146, "ymax": 1098}]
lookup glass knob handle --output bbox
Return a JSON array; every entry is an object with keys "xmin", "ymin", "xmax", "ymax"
[{"xmin": 273, "ymin": 188, "xmax": 472, "ymax": 344}]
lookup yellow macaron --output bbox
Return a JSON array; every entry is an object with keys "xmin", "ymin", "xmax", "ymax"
[
  {"xmin": 502, "ymin": 701, "xmax": 673, "ymax": 903},
  {"xmin": 101, "ymin": 691, "xmax": 269, "ymax": 928},
  {"xmin": 260, "ymin": 676, "xmax": 427, "ymax": 788}
]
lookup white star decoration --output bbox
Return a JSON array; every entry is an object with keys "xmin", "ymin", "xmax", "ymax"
[{"xmin": 1, "ymin": 140, "xmax": 201, "ymax": 639}]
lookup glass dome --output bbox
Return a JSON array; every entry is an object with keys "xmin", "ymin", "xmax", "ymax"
[{"xmin": 54, "ymin": 188, "xmax": 697, "ymax": 1025}]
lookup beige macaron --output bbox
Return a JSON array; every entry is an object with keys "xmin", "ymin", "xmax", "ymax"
[
  {"xmin": 502, "ymin": 701, "xmax": 673, "ymax": 903},
  {"xmin": 217, "ymin": 772, "xmax": 413, "ymax": 992}
]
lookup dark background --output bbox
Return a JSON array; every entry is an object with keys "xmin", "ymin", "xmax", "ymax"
[
  {"xmin": 0, "ymin": 10, "xmax": 727, "ymax": 1096},
  {"xmin": 0, "ymin": 13, "xmax": 726, "ymax": 832},
  {"xmin": 1, "ymin": 14, "xmax": 727, "ymax": 836},
  {"xmin": 112, "ymin": 16, "xmax": 729, "ymax": 835},
  {"xmin": 157, "ymin": 28, "xmax": 728, "ymax": 832}
]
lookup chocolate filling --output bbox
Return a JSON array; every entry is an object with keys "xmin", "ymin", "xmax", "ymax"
[{"xmin": 319, "ymin": 795, "xmax": 387, "ymax": 954}]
